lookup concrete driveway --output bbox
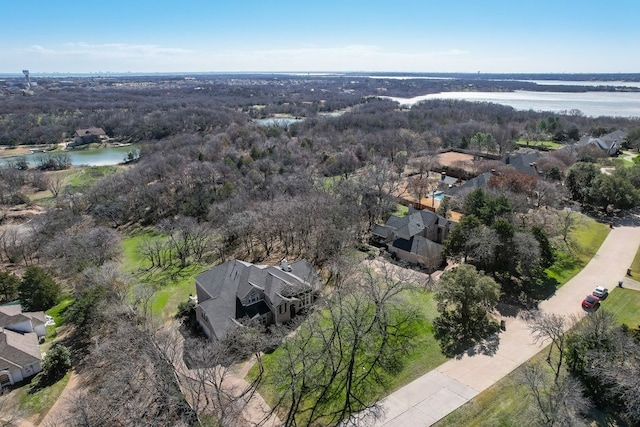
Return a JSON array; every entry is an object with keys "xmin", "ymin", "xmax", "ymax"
[{"xmin": 371, "ymin": 223, "xmax": 640, "ymax": 426}]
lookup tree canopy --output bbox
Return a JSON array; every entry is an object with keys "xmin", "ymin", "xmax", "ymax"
[
  {"xmin": 18, "ymin": 266, "xmax": 61, "ymax": 311},
  {"xmin": 434, "ymin": 264, "xmax": 501, "ymax": 356}
]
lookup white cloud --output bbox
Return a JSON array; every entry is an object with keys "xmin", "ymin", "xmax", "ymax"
[
  {"xmin": 24, "ymin": 42, "xmax": 193, "ymax": 59},
  {"xmin": 8, "ymin": 42, "xmax": 474, "ymax": 72}
]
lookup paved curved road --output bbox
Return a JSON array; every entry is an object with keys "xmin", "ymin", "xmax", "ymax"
[{"xmin": 372, "ymin": 221, "xmax": 640, "ymax": 426}]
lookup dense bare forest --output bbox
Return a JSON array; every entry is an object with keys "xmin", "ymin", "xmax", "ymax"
[{"xmin": 2, "ymin": 74, "xmax": 640, "ymax": 426}]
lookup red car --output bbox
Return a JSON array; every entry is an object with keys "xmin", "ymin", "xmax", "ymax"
[{"xmin": 582, "ymin": 294, "xmax": 600, "ymax": 309}]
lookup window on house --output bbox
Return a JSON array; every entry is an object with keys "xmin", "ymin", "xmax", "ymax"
[
  {"xmin": 248, "ymin": 292, "xmax": 261, "ymax": 305},
  {"xmin": 299, "ymin": 292, "xmax": 312, "ymax": 308}
]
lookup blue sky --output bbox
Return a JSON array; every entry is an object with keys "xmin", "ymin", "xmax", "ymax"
[{"xmin": 1, "ymin": 0, "xmax": 638, "ymax": 74}]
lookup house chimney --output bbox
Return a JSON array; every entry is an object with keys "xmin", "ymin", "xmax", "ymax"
[
  {"xmin": 441, "ymin": 171, "xmax": 446, "ymax": 181},
  {"xmin": 281, "ymin": 258, "xmax": 292, "ymax": 272}
]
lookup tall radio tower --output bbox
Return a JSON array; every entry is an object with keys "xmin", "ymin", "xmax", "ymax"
[{"xmin": 22, "ymin": 70, "xmax": 31, "ymax": 88}]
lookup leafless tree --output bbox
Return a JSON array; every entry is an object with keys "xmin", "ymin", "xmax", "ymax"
[
  {"xmin": 46, "ymin": 173, "xmax": 65, "ymax": 198},
  {"xmin": 139, "ymin": 237, "xmax": 173, "ymax": 270},
  {"xmin": 265, "ymin": 261, "xmax": 422, "ymax": 426},
  {"xmin": 44, "ymin": 226, "xmax": 121, "ymax": 277},
  {"xmin": 0, "ymin": 389, "xmax": 28, "ymax": 427},
  {"xmin": 529, "ymin": 313, "xmax": 576, "ymax": 382},
  {"xmin": 157, "ymin": 217, "xmax": 216, "ymax": 268},
  {"xmin": 553, "ymin": 209, "xmax": 584, "ymax": 253},
  {"xmin": 520, "ymin": 363, "xmax": 590, "ymax": 427}
]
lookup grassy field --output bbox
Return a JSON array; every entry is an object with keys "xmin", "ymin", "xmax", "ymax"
[
  {"xmin": 65, "ymin": 165, "xmax": 120, "ymax": 192},
  {"xmin": 121, "ymin": 232, "xmax": 208, "ymax": 320},
  {"xmin": 515, "ymin": 139, "xmax": 564, "ymax": 150},
  {"xmin": 600, "ymin": 287, "xmax": 640, "ymax": 327},
  {"xmin": 249, "ymin": 287, "xmax": 447, "ymax": 416},
  {"xmin": 12, "ymin": 373, "xmax": 71, "ymax": 424},
  {"xmin": 628, "ymin": 243, "xmax": 640, "ymax": 281},
  {"xmin": 546, "ymin": 215, "xmax": 610, "ymax": 287}
]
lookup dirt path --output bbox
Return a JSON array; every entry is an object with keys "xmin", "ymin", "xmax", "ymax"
[
  {"xmin": 164, "ymin": 324, "xmax": 282, "ymax": 426},
  {"xmin": 37, "ymin": 371, "xmax": 80, "ymax": 427}
]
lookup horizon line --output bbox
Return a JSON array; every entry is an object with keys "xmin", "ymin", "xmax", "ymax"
[{"xmin": 2, "ymin": 71, "xmax": 640, "ymax": 77}]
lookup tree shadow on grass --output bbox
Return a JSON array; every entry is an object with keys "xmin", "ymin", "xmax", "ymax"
[{"xmin": 529, "ymin": 276, "xmax": 559, "ymax": 301}]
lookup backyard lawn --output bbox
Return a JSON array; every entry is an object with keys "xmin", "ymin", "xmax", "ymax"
[
  {"xmin": 1, "ymin": 373, "xmax": 72, "ymax": 425},
  {"xmin": 546, "ymin": 215, "xmax": 610, "ymax": 287},
  {"xmin": 248, "ymin": 286, "xmax": 447, "ymax": 419},
  {"xmin": 515, "ymin": 139, "xmax": 564, "ymax": 150},
  {"xmin": 121, "ymin": 232, "xmax": 209, "ymax": 319}
]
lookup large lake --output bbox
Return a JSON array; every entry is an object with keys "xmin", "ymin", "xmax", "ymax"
[
  {"xmin": 382, "ymin": 90, "xmax": 640, "ymax": 118},
  {"xmin": 0, "ymin": 146, "xmax": 133, "ymax": 168}
]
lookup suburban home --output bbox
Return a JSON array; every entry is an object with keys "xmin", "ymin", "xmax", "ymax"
[
  {"xmin": 195, "ymin": 259, "xmax": 320, "ymax": 340},
  {"xmin": 444, "ymin": 171, "xmax": 495, "ymax": 198},
  {"xmin": 70, "ymin": 127, "xmax": 107, "ymax": 147},
  {"xmin": 0, "ymin": 305, "xmax": 46, "ymax": 387},
  {"xmin": 576, "ymin": 130, "xmax": 625, "ymax": 156},
  {"xmin": 0, "ymin": 305, "xmax": 47, "ymax": 338},
  {"xmin": 502, "ymin": 150, "xmax": 544, "ymax": 175},
  {"xmin": 372, "ymin": 206, "xmax": 455, "ymax": 270}
]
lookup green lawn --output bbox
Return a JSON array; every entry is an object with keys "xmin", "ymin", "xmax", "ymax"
[
  {"xmin": 434, "ymin": 367, "xmax": 532, "ymax": 427},
  {"xmin": 392, "ymin": 204, "xmax": 409, "ymax": 217},
  {"xmin": 600, "ymin": 287, "xmax": 640, "ymax": 327},
  {"xmin": 546, "ymin": 215, "xmax": 610, "ymax": 287},
  {"xmin": 65, "ymin": 165, "xmax": 120, "ymax": 192},
  {"xmin": 121, "ymin": 231, "xmax": 158, "ymax": 272},
  {"xmin": 385, "ymin": 288, "xmax": 448, "ymax": 389},
  {"xmin": 628, "ymin": 243, "xmax": 640, "ymax": 281},
  {"xmin": 248, "ymin": 287, "xmax": 447, "ymax": 415},
  {"xmin": 121, "ymin": 233, "xmax": 208, "ymax": 319},
  {"xmin": 515, "ymin": 139, "xmax": 564, "ymax": 150},
  {"xmin": 46, "ymin": 297, "xmax": 73, "ymax": 327},
  {"xmin": 148, "ymin": 264, "xmax": 205, "ymax": 319},
  {"xmin": 43, "ymin": 298, "xmax": 74, "ymax": 345},
  {"xmin": 16, "ymin": 373, "xmax": 70, "ymax": 423}
]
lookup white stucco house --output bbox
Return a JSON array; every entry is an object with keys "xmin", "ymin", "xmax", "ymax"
[{"xmin": 0, "ymin": 305, "xmax": 46, "ymax": 387}]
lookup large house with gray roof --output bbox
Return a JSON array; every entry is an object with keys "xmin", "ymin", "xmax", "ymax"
[
  {"xmin": 0, "ymin": 305, "xmax": 46, "ymax": 387},
  {"xmin": 195, "ymin": 259, "xmax": 319, "ymax": 340},
  {"xmin": 576, "ymin": 130, "xmax": 625, "ymax": 156},
  {"xmin": 372, "ymin": 206, "xmax": 455, "ymax": 270}
]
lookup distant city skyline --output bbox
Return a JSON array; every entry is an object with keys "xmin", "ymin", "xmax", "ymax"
[{"xmin": 1, "ymin": 0, "xmax": 638, "ymax": 74}]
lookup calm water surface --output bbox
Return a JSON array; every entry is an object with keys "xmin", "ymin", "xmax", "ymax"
[
  {"xmin": 0, "ymin": 146, "xmax": 133, "ymax": 167},
  {"xmin": 383, "ymin": 91, "xmax": 640, "ymax": 118}
]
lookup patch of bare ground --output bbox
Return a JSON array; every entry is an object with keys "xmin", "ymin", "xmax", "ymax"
[
  {"xmin": 432, "ymin": 151, "xmax": 476, "ymax": 170},
  {"xmin": 37, "ymin": 372, "xmax": 80, "ymax": 427},
  {"xmin": 165, "ymin": 324, "xmax": 282, "ymax": 426},
  {"xmin": 0, "ymin": 145, "xmax": 43, "ymax": 158}
]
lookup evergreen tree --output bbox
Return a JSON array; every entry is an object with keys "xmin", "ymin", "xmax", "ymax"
[{"xmin": 19, "ymin": 266, "xmax": 60, "ymax": 311}]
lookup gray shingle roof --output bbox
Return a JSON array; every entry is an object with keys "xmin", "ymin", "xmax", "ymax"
[
  {"xmin": 502, "ymin": 151, "xmax": 543, "ymax": 175},
  {"xmin": 196, "ymin": 259, "xmax": 317, "ymax": 339},
  {"xmin": 385, "ymin": 209, "xmax": 439, "ymax": 240},
  {"xmin": 0, "ymin": 305, "xmax": 28, "ymax": 327},
  {"xmin": 0, "ymin": 329, "xmax": 41, "ymax": 371},
  {"xmin": 445, "ymin": 172, "xmax": 494, "ymax": 197}
]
